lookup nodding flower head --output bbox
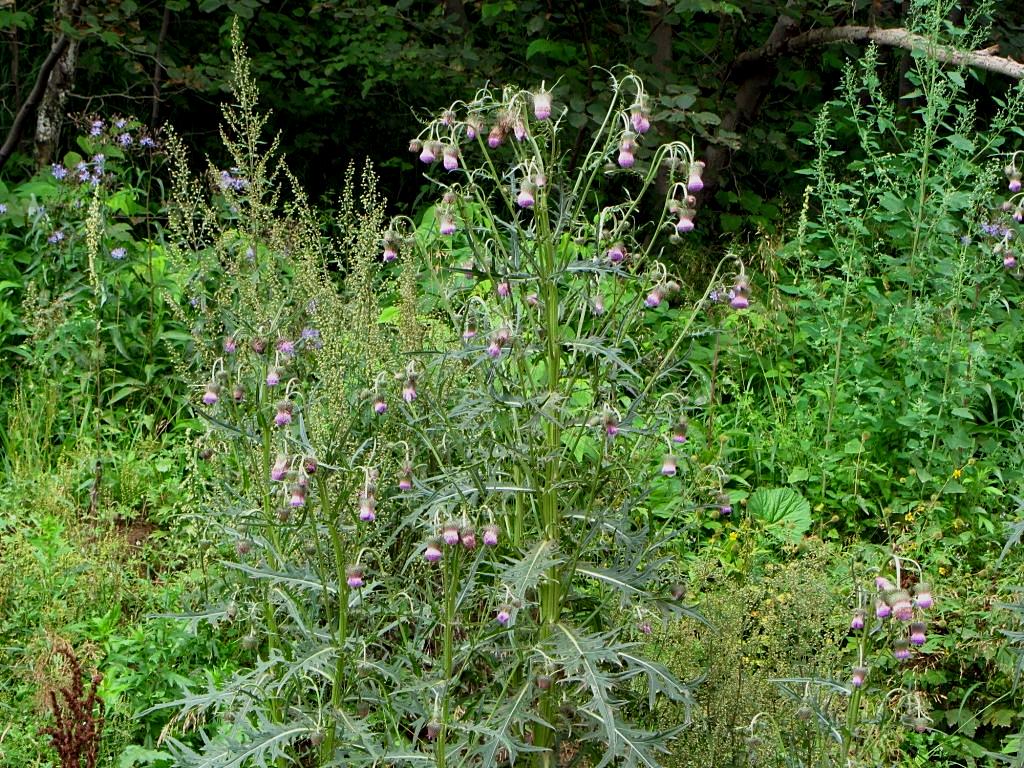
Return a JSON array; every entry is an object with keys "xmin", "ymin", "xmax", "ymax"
[
  {"xmin": 439, "ymin": 212, "xmax": 456, "ymax": 236},
  {"xmin": 1004, "ymin": 253, "xmax": 1017, "ymax": 269},
  {"xmin": 266, "ymin": 366, "xmax": 283, "ymax": 387},
  {"xmin": 593, "ymin": 293, "xmax": 605, "ymax": 316},
  {"xmin": 276, "ymin": 338, "xmax": 295, "ymax": 358},
  {"xmin": 346, "ymin": 565, "xmax": 365, "ymax": 589},
  {"xmin": 512, "ymin": 118, "xmax": 527, "ymax": 142},
  {"xmin": 888, "ymin": 589, "xmax": 914, "ymax": 622},
  {"xmin": 875, "ymin": 576, "xmax": 894, "ymax": 592},
  {"xmin": 602, "ymin": 412, "xmax": 619, "ymax": 438},
  {"xmin": 463, "ymin": 321, "xmax": 478, "ymax": 341},
  {"xmin": 533, "ymin": 89, "xmax": 552, "ymax": 121},
  {"xmin": 251, "ymin": 337, "xmax": 267, "ymax": 354},
  {"xmin": 232, "ymin": 384, "xmax": 244, "ymax": 403},
  {"xmin": 893, "ymin": 637, "xmax": 911, "ymax": 661},
  {"xmin": 483, "ymin": 523, "xmax": 500, "ymax": 547},
  {"xmin": 382, "ymin": 234, "xmax": 399, "ymax": 263},
  {"xmin": 687, "ymin": 161, "xmax": 706, "ymax": 193},
  {"xmin": 373, "ymin": 396, "xmax": 388, "ymax": 415},
  {"xmin": 675, "ymin": 210, "xmax": 695, "ymax": 233},
  {"xmin": 223, "ymin": 337, "xmax": 237, "ymax": 354},
  {"xmin": 442, "ymin": 145, "xmax": 460, "ymax": 172},
  {"xmin": 487, "ymin": 340, "xmax": 502, "ymax": 358},
  {"xmin": 274, "ymin": 400, "xmax": 293, "ymax": 427},
  {"xmin": 672, "ymin": 417, "xmax": 688, "ymax": 444},
  {"xmin": 496, "ymin": 606, "xmax": 511, "ymax": 625},
  {"xmin": 876, "ymin": 599, "xmax": 892, "ymax": 619},
  {"xmin": 850, "ymin": 608, "xmax": 866, "ymax": 631},
  {"xmin": 289, "ymin": 484, "xmax": 306, "ymax": 508},
  {"xmin": 465, "ymin": 117, "xmax": 482, "ymax": 140},
  {"xmin": 645, "ymin": 288, "xmax": 663, "ymax": 308},
  {"xmin": 851, "ymin": 665, "xmax": 868, "ymax": 687},
  {"xmin": 271, "ymin": 454, "xmax": 289, "ymax": 482},
  {"xmin": 460, "ymin": 526, "xmax": 477, "ymax": 550},
  {"xmin": 618, "ymin": 132, "xmax": 637, "ymax": 169},
  {"xmin": 359, "ymin": 493, "xmax": 376, "ymax": 522},
  {"xmin": 517, "ymin": 182, "xmax": 536, "ymax": 209},
  {"xmin": 419, "ymin": 141, "xmax": 438, "ymax": 164},
  {"xmin": 408, "ymin": 138, "xmax": 423, "ymax": 155},
  {"xmin": 631, "ymin": 108, "xmax": 651, "ymax": 134},
  {"xmin": 488, "ymin": 124, "xmax": 505, "ymax": 148},
  {"xmin": 398, "ymin": 462, "xmax": 414, "ymax": 491},
  {"xmin": 304, "ymin": 457, "xmax": 318, "ymax": 474},
  {"xmin": 402, "ymin": 377, "xmax": 418, "ymax": 403},
  {"xmin": 661, "ymin": 453, "xmax": 677, "ymax": 477},
  {"xmin": 910, "ymin": 621, "xmax": 926, "ymax": 646},
  {"xmin": 202, "ymin": 383, "xmax": 220, "ymax": 405},
  {"xmin": 526, "ymin": 293, "xmax": 539, "ymax": 307},
  {"xmin": 442, "ymin": 522, "xmax": 461, "ymax": 547},
  {"xmin": 607, "ymin": 242, "xmax": 626, "ymax": 264},
  {"xmin": 730, "ymin": 276, "xmax": 750, "ymax": 310},
  {"xmin": 425, "ymin": 539, "xmax": 444, "ymax": 562},
  {"xmin": 717, "ymin": 492, "xmax": 732, "ymax": 516},
  {"xmin": 497, "ymin": 281, "xmax": 511, "ymax": 298},
  {"xmin": 913, "ymin": 582, "xmax": 933, "ymax": 610},
  {"xmin": 1010, "ymin": 177, "xmax": 1022, "ymax": 193}
]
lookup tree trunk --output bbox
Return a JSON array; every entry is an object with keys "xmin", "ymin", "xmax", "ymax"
[{"xmin": 34, "ymin": 0, "xmax": 80, "ymax": 167}]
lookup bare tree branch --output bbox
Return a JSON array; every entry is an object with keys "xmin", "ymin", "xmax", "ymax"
[{"xmin": 734, "ymin": 25, "xmax": 1024, "ymax": 80}]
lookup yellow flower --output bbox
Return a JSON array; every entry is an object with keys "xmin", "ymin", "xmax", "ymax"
[
  {"xmin": 952, "ymin": 468, "xmax": 963, "ymax": 479},
  {"xmin": 729, "ymin": 531, "xmax": 739, "ymax": 541},
  {"xmin": 939, "ymin": 566, "xmax": 948, "ymax": 576},
  {"xmin": 905, "ymin": 512, "xmax": 915, "ymax": 522}
]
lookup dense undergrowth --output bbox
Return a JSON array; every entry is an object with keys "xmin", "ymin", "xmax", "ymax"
[{"xmin": 2, "ymin": 3, "xmax": 1024, "ymax": 767}]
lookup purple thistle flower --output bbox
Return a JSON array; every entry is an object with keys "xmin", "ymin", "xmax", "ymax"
[
  {"xmin": 425, "ymin": 541, "xmax": 443, "ymax": 562},
  {"xmin": 875, "ymin": 576, "xmax": 894, "ymax": 591},
  {"xmin": 1011, "ymin": 178, "xmax": 1022, "ymax": 193},
  {"xmin": 266, "ymin": 367, "xmax": 282, "ymax": 387},
  {"xmin": 910, "ymin": 621, "xmax": 926, "ymax": 646},
  {"xmin": 118, "ymin": 133, "xmax": 133, "ymax": 147},
  {"xmin": 517, "ymin": 187, "xmax": 535, "ymax": 208},
  {"xmin": 512, "ymin": 119, "xmax": 527, "ymax": 142},
  {"xmin": 398, "ymin": 468, "xmax": 413, "ymax": 491},
  {"xmin": 223, "ymin": 337, "xmax": 237, "ymax": 354},
  {"xmin": 533, "ymin": 90, "xmax": 552, "ymax": 121},
  {"xmin": 1004, "ymin": 254, "xmax": 1017, "ymax": 269},
  {"xmin": 289, "ymin": 485, "xmax": 306, "ymax": 507},
  {"xmin": 465, "ymin": 119, "xmax": 481, "ymax": 140},
  {"xmin": 461, "ymin": 526, "xmax": 477, "ymax": 550},
  {"xmin": 487, "ymin": 341, "xmax": 502, "ymax": 358},
  {"xmin": 496, "ymin": 281, "xmax": 511, "ymax": 298},
  {"xmin": 110, "ymin": 247, "xmax": 127, "ymax": 260},
  {"xmin": 346, "ymin": 566, "xmax": 365, "ymax": 589},
  {"xmin": 483, "ymin": 524, "xmax": 499, "ymax": 547},
  {"xmin": 442, "ymin": 523, "xmax": 460, "ymax": 547},
  {"xmin": 675, "ymin": 213, "xmax": 695, "ymax": 233},
  {"xmin": 90, "ymin": 119, "xmax": 104, "ymax": 136},
  {"xmin": 359, "ymin": 494, "xmax": 376, "ymax": 522},
  {"xmin": 893, "ymin": 638, "xmax": 911, "ymax": 660},
  {"xmin": 274, "ymin": 407, "xmax": 293, "ymax": 427},
  {"xmin": 592, "ymin": 294, "xmax": 605, "ymax": 315},
  {"xmin": 851, "ymin": 665, "xmax": 868, "ymax": 687},
  {"xmin": 202, "ymin": 384, "xmax": 220, "ymax": 405},
  {"xmin": 232, "ymin": 384, "xmax": 244, "ymax": 403},
  {"xmin": 419, "ymin": 142, "xmax": 437, "ymax": 164},
  {"xmin": 496, "ymin": 607, "xmax": 511, "ymax": 625},
  {"xmin": 526, "ymin": 293, "xmax": 539, "ymax": 306},
  {"xmin": 462, "ymin": 323, "xmax": 478, "ymax": 341},
  {"xmin": 373, "ymin": 397, "xmax": 387, "ymax": 415},
  {"xmin": 618, "ymin": 148, "xmax": 635, "ymax": 168},
  {"xmin": 607, "ymin": 242, "xmax": 625, "ymax": 264},
  {"xmin": 277, "ymin": 338, "xmax": 295, "ymax": 357},
  {"xmin": 850, "ymin": 609, "xmax": 866, "ymax": 631},
  {"xmin": 687, "ymin": 161, "xmax": 706, "ymax": 192},
  {"xmin": 661, "ymin": 454, "xmax": 677, "ymax": 477},
  {"xmin": 383, "ymin": 244, "xmax": 398, "ymax": 262},
  {"xmin": 631, "ymin": 109, "xmax": 650, "ymax": 134},
  {"xmin": 645, "ymin": 290, "xmax": 662, "ymax": 308},
  {"xmin": 639, "ymin": 621, "xmax": 652, "ymax": 635},
  {"xmin": 51, "ymin": 164, "xmax": 67, "ymax": 180},
  {"xmin": 730, "ymin": 293, "xmax": 749, "ymax": 310},
  {"xmin": 402, "ymin": 379, "xmax": 417, "ymax": 403},
  {"xmin": 876, "ymin": 600, "xmax": 891, "ymax": 619},
  {"xmin": 271, "ymin": 455, "xmax": 289, "ymax": 482},
  {"xmin": 889, "ymin": 590, "xmax": 914, "ymax": 622},
  {"xmin": 914, "ymin": 583, "xmax": 933, "ymax": 610},
  {"xmin": 439, "ymin": 213, "xmax": 456, "ymax": 236},
  {"xmin": 672, "ymin": 419, "xmax": 688, "ymax": 443},
  {"xmin": 442, "ymin": 146, "xmax": 459, "ymax": 172},
  {"xmin": 487, "ymin": 125, "xmax": 504, "ymax": 148}
]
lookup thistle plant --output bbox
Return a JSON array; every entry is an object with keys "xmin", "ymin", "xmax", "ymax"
[{"xmin": 157, "ymin": 27, "xmax": 732, "ymax": 767}]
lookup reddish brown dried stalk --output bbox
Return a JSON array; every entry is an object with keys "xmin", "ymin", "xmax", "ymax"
[{"xmin": 39, "ymin": 643, "xmax": 105, "ymax": 768}]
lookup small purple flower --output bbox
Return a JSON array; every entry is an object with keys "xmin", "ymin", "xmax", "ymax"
[
  {"xmin": 1004, "ymin": 254, "xmax": 1017, "ymax": 269},
  {"xmin": 913, "ymin": 583, "xmax": 933, "ymax": 610},
  {"xmin": 850, "ymin": 609, "xmax": 866, "ymax": 631},
  {"xmin": 110, "ymin": 247, "xmax": 127, "ymax": 260},
  {"xmin": 639, "ymin": 621, "xmax": 652, "ymax": 635},
  {"xmin": 661, "ymin": 454, "xmax": 677, "ymax": 477},
  {"xmin": 118, "ymin": 133, "xmax": 133, "ymax": 147},
  {"xmin": 266, "ymin": 367, "xmax": 282, "ymax": 387},
  {"xmin": 373, "ymin": 397, "xmax": 387, "ymax": 415},
  {"xmin": 439, "ymin": 213, "xmax": 456, "ymax": 236},
  {"xmin": 533, "ymin": 90, "xmax": 552, "ymax": 121},
  {"xmin": 274, "ymin": 405, "xmax": 293, "ymax": 427},
  {"xmin": 398, "ymin": 467, "xmax": 413, "ymax": 491},
  {"xmin": 687, "ymin": 161, "xmax": 706, "ymax": 193},
  {"xmin": 631, "ymin": 109, "xmax": 650, "ymax": 134},
  {"xmin": 875, "ymin": 576, "xmax": 894, "ymax": 591},
  {"xmin": 486, "ymin": 341, "xmax": 502, "ymax": 358},
  {"xmin": 425, "ymin": 541, "xmax": 443, "ymax": 562},
  {"xmin": 419, "ymin": 142, "xmax": 437, "ymax": 164},
  {"xmin": 358, "ymin": 496, "xmax": 376, "ymax": 522},
  {"xmin": 202, "ymin": 384, "xmax": 220, "ymax": 405},
  {"xmin": 48, "ymin": 230, "xmax": 64, "ymax": 244},
  {"xmin": 496, "ymin": 281, "xmax": 511, "ymax": 298},
  {"xmin": 346, "ymin": 566, "xmax": 365, "ymax": 589},
  {"xmin": 277, "ymin": 338, "xmax": 295, "ymax": 358},
  {"xmin": 487, "ymin": 125, "xmax": 504, "ymax": 148},
  {"xmin": 675, "ymin": 213, "xmax": 695, "ymax": 234},
  {"xmin": 605, "ymin": 419, "xmax": 619, "ymax": 438},
  {"xmin": 271, "ymin": 455, "xmax": 289, "ymax": 482},
  {"xmin": 730, "ymin": 293, "xmax": 749, "ymax": 310},
  {"xmin": 517, "ymin": 187, "xmax": 535, "ymax": 208},
  {"xmin": 1011, "ymin": 179, "xmax": 1022, "ymax": 193},
  {"xmin": 645, "ymin": 290, "xmax": 662, "ymax": 308},
  {"xmin": 114, "ymin": 118, "xmax": 126, "ymax": 129},
  {"xmin": 496, "ymin": 607, "xmax": 511, "ymax": 625},
  {"xmin": 607, "ymin": 243, "xmax": 625, "ymax": 264},
  {"xmin": 223, "ymin": 337, "xmax": 237, "ymax": 354},
  {"xmin": 461, "ymin": 527, "xmax": 477, "ymax": 550},
  {"xmin": 289, "ymin": 484, "xmax": 306, "ymax": 508},
  {"xmin": 90, "ymin": 119, "xmax": 104, "ymax": 136},
  {"xmin": 876, "ymin": 600, "xmax": 891, "ymax": 619},
  {"xmin": 850, "ymin": 666, "xmax": 868, "ymax": 687},
  {"xmin": 140, "ymin": 136, "xmax": 155, "ymax": 148},
  {"xmin": 526, "ymin": 293, "xmax": 539, "ymax": 307},
  {"xmin": 442, "ymin": 146, "xmax": 459, "ymax": 172},
  {"xmin": 910, "ymin": 621, "xmax": 926, "ymax": 646},
  {"xmin": 442, "ymin": 523, "xmax": 460, "ymax": 547},
  {"xmin": 402, "ymin": 379, "xmax": 417, "ymax": 403},
  {"xmin": 383, "ymin": 244, "xmax": 398, "ymax": 263},
  {"xmin": 51, "ymin": 164, "xmax": 67, "ymax": 180},
  {"xmin": 893, "ymin": 638, "xmax": 911, "ymax": 660},
  {"xmin": 482, "ymin": 524, "xmax": 499, "ymax": 547},
  {"xmin": 0, "ymin": 204, "xmax": 7, "ymax": 215},
  {"xmin": 512, "ymin": 119, "xmax": 527, "ymax": 142},
  {"xmin": 617, "ymin": 148, "xmax": 635, "ymax": 169}
]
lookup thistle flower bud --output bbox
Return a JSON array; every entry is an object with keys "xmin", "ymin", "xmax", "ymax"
[
  {"xmin": 909, "ymin": 621, "xmax": 926, "ymax": 646},
  {"xmin": 487, "ymin": 340, "xmax": 502, "ymax": 358},
  {"xmin": 442, "ymin": 522, "xmax": 460, "ymax": 546},
  {"xmin": 463, "ymin": 321, "xmax": 478, "ymax": 341},
  {"xmin": 909, "ymin": 715, "xmax": 930, "ymax": 733},
  {"xmin": 488, "ymin": 124, "xmax": 504, "ymax": 148},
  {"xmin": 631, "ymin": 108, "xmax": 650, "ymax": 134},
  {"xmin": 661, "ymin": 453, "xmax": 677, "ymax": 476},
  {"xmin": 850, "ymin": 608, "xmax": 866, "ymax": 631},
  {"xmin": 1005, "ymin": 253, "xmax": 1018, "ymax": 269},
  {"xmin": 242, "ymin": 632, "xmax": 259, "ymax": 650},
  {"xmin": 483, "ymin": 523, "xmax": 499, "ymax": 547},
  {"xmin": 232, "ymin": 384, "xmax": 244, "ymax": 403},
  {"xmin": 266, "ymin": 366, "xmax": 282, "ymax": 387},
  {"xmin": 593, "ymin": 293, "xmax": 605, "ymax": 316},
  {"xmin": 875, "ymin": 576, "xmax": 894, "ymax": 592},
  {"xmin": 271, "ymin": 454, "xmax": 289, "ymax": 482},
  {"xmin": 250, "ymin": 337, "xmax": 267, "ymax": 354},
  {"xmin": 276, "ymin": 338, "xmax": 295, "ymax": 358},
  {"xmin": 425, "ymin": 540, "xmax": 443, "ymax": 562},
  {"xmin": 607, "ymin": 242, "xmax": 626, "ymax": 264},
  {"xmin": 526, "ymin": 293, "xmax": 539, "ymax": 307},
  {"xmin": 442, "ymin": 145, "xmax": 460, "ymax": 172},
  {"xmin": 382, "ymin": 235, "xmax": 399, "ymax": 263},
  {"xmin": 888, "ymin": 589, "xmax": 913, "ymax": 622},
  {"xmin": 618, "ymin": 142, "xmax": 636, "ymax": 169},
  {"xmin": 419, "ymin": 141, "xmax": 438, "ymax": 164},
  {"xmin": 465, "ymin": 117, "xmax": 482, "ymax": 140},
  {"xmin": 675, "ymin": 211, "xmax": 695, "ymax": 233},
  {"xmin": 274, "ymin": 400, "xmax": 293, "ymax": 427},
  {"xmin": 441, "ymin": 109, "xmax": 456, "ymax": 126},
  {"xmin": 439, "ymin": 212, "xmax": 456, "ymax": 236},
  {"xmin": 603, "ymin": 413, "xmax": 619, "ymax": 437},
  {"xmin": 346, "ymin": 565, "xmax": 365, "ymax": 589},
  {"xmin": 304, "ymin": 457, "xmax": 318, "ymax": 475},
  {"xmin": 402, "ymin": 377, "xmax": 418, "ymax": 402},
  {"xmin": 671, "ymin": 583, "xmax": 686, "ymax": 600},
  {"xmin": 717, "ymin": 492, "xmax": 732, "ymax": 516},
  {"xmin": 893, "ymin": 637, "xmax": 911, "ymax": 660},
  {"xmin": 223, "ymin": 337, "xmax": 237, "ymax": 354},
  {"xmin": 686, "ymin": 161, "xmax": 706, "ymax": 192},
  {"xmin": 537, "ymin": 674, "xmax": 553, "ymax": 690},
  {"xmin": 645, "ymin": 288, "xmax": 663, "ymax": 308},
  {"xmin": 533, "ymin": 89, "xmax": 552, "ymax": 121},
  {"xmin": 373, "ymin": 396, "xmax": 388, "ymax": 415},
  {"xmin": 672, "ymin": 418, "xmax": 689, "ymax": 443},
  {"xmin": 512, "ymin": 119, "xmax": 527, "ymax": 142},
  {"xmin": 461, "ymin": 526, "xmax": 477, "ymax": 549},
  {"xmin": 913, "ymin": 582, "xmax": 933, "ymax": 610},
  {"xmin": 409, "ymin": 138, "xmax": 423, "ymax": 155},
  {"xmin": 202, "ymin": 383, "xmax": 220, "ymax": 405},
  {"xmin": 876, "ymin": 599, "xmax": 891, "ymax": 619},
  {"xmin": 851, "ymin": 665, "xmax": 868, "ymax": 687},
  {"xmin": 358, "ymin": 493, "xmax": 376, "ymax": 522},
  {"xmin": 289, "ymin": 484, "xmax": 306, "ymax": 508},
  {"xmin": 398, "ymin": 462, "xmax": 413, "ymax": 491},
  {"xmin": 496, "ymin": 606, "xmax": 511, "ymax": 625},
  {"xmin": 517, "ymin": 182, "xmax": 536, "ymax": 209},
  {"xmin": 236, "ymin": 539, "xmax": 252, "ymax": 557},
  {"xmin": 426, "ymin": 720, "xmax": 441, "ymax": 740},
  {"xmin": 1010, "ymin": 176, "xmax": 1022, "ymax": 193},
  {"xmin": 497, "ymin": 280, "xmax": 511, "ymax": 298}
]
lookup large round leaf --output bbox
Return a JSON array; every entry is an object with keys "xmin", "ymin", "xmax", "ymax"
[{"xmin": 749, "ymin": 488, "xmax": 812, "ymax": 545}]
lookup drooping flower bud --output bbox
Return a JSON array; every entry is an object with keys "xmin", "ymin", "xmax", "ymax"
[
  {"xmin": 487, "ymin": 124, "xmax": 504, "ymax": 148},
  {"xmin": 888, "ymin": 589, "xmax": 914, "ymax": 622},
  {"xmin": 686, "ymin": 161, "xmax": 706, "ymax": 192},
  {"xmin": 465, "ymin": 117, "xmax": 482, "ymax": 140},
  {"xmin": 631, "ymin": 108, "xmax": 650, "ymax": 134},
  {"xmin": 442, "ymin": 145, "xmax": 460, "ymax": 172},
  {"xmin": 346, "ymin": 565, "xmax": 365, "ymax": 589},
  {"xmin": 910, "ymin": 621, "xmax": 926, "ymax": 646},
  {"xmin": 526, "ymin": 293, "xmax": 539, "ymax": 307},
  {"xmin": 463, "ymin": 320, "xmax": 478, "ymax": 341},
  {"xmin": 398, "ymin": 461, "xmax": 413, "ymax": 491},
  {"xmin": 1004, "ymin": 253, "xmax": 1017, "ymax": 269},
  {"xmin": 661, "ymin": 453, "xmax": 677, "ymax": 476},
  {"xmin": 533, "ymin": 89, "xmax": 552, "ymax": 121},
  {"xmin": 497, "ymin": 281, "xmax": 511, "ymax": 298},
  {"xmin": 603, "ymin": 412, "xmax": 619, "ymax": 438},
  {"xmin": 671, "ymin": 418, "xmax": 688, "ymax": 444},
  {"xmin": 675, "ymin": 210, "xmax": 695, "ymax": 233},
  {"xmin": 403, "ymin": 377, "xmax": 418, "ymax": 403},
  {"xmin": 358, "ymin": 493, "xmax": 376, "ymax": 522},
  {"xmin": 250, "ymin": 337, "xmax": 267, "ymax": 354},
  {"xmin": 409, "ymin": 138, "xmax": 423, "ymax": 155},
  {"xmin": 461, "ymin": 526, "xmax": 477, "ymax": 550},
  {"xmin": 483, "ymin": 523, "xmax": 499, "ymax": 547},
  {"xmin": 876, "ymin": 599, "xmax": 891, "ymax": 619},
  {"xmin": 271, "ymin": 454, "xmax": 289, "ymax": 482},
  {"xmin": 232, "ymin": 384, "xmax": 244, "ymax": 403},
  {"xmin": 202, "ymin": 383, "xmax": 220, "ymax": 405},
  {"xmin": 439, "ymin": 212, "xmax": 456, "ymax": 236},
  {"xmin": 850, "ymin": 608, "xmax": 866, "ymax": 631},
  {"xmin": 425, "ymin": 539, "xmax": 443, "ymax": 562},
  {"xmin": 913, "ymin": 582, "xmax": 933, "ymax": 610},
  {"xmin": 512, "ymin": 118, "xmax": 527, "ymax": 142},
  {"xmin": 537, "ymin": 674, "xmax": 552, "ymax": 690},
  {"xmin": 851, "ymin": 665, "xmax": 868, "ymax": 687},
  {"xmin": 223, "ymin": 337, "xmax": 237, "ymax": 354},
  {"xmin": 382, "ymin": 233, "xmax": 399, "ymax": 263},
  {"xmin": 645, "ymin": 287, "xmax": 664, "ymax": 308},
  {"xmin": 419, "ymin": 141, "xmax": 439, "ymax": 164},
  {"xmin": 717, "ymin": 492, "xmax": 732, "ymax": 516},
  {"xmin": 618, "ymin": 133, "xmax": 636, "ymax": 169},
  {"xmin": 517, "ymin": 181, "xmax": 536, "ymax": 209},
  {"xmin": 266, "ymin": 366, "xmax": 282, "ymax": 387},
  {"xmin": 373, "ymin": 396, "xmax": 387, "ymax": 415},
  {"xmin": 893, "ymin": 638, "xmax": 911, "ymax": 660},
  {"xmin": 875, "ymin": 576, "xmax": 894, "ymax": 592},
  {"xmin": 289, "ymin": 484, "xmax": 306, "ymax": 508},
  {"xmin": 730, "ymin": 276, "xmax": 750, "ymax": 310},
  {"xmin": 274, "ymin": 400, "xmax": 293, "ymax": 427},
  {"xmin": 607, "ymin": 242, "xmax": 626, "ymax": 264},
  {"xmin": 442, "ymin": 522, "xmax": 460, "ymax": 547},
  {"xmin": 426, "ymin": 720, "xmax": 441, "ymax": 740},
  {"xmin": 304, "ymin": 457, "xmax": 318, "ymax": 474},
  {"xmin": 592, "ymin": 293, "xmax": 605, "ymax": 316},
  {"xmin": 496, "ymin": 606, "xmax": 511, "ymax": 625}
]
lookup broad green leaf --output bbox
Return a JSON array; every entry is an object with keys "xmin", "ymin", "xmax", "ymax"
[{"xmin": 749, "ymin": 487, "xmax": 812, "ymax": 545}]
